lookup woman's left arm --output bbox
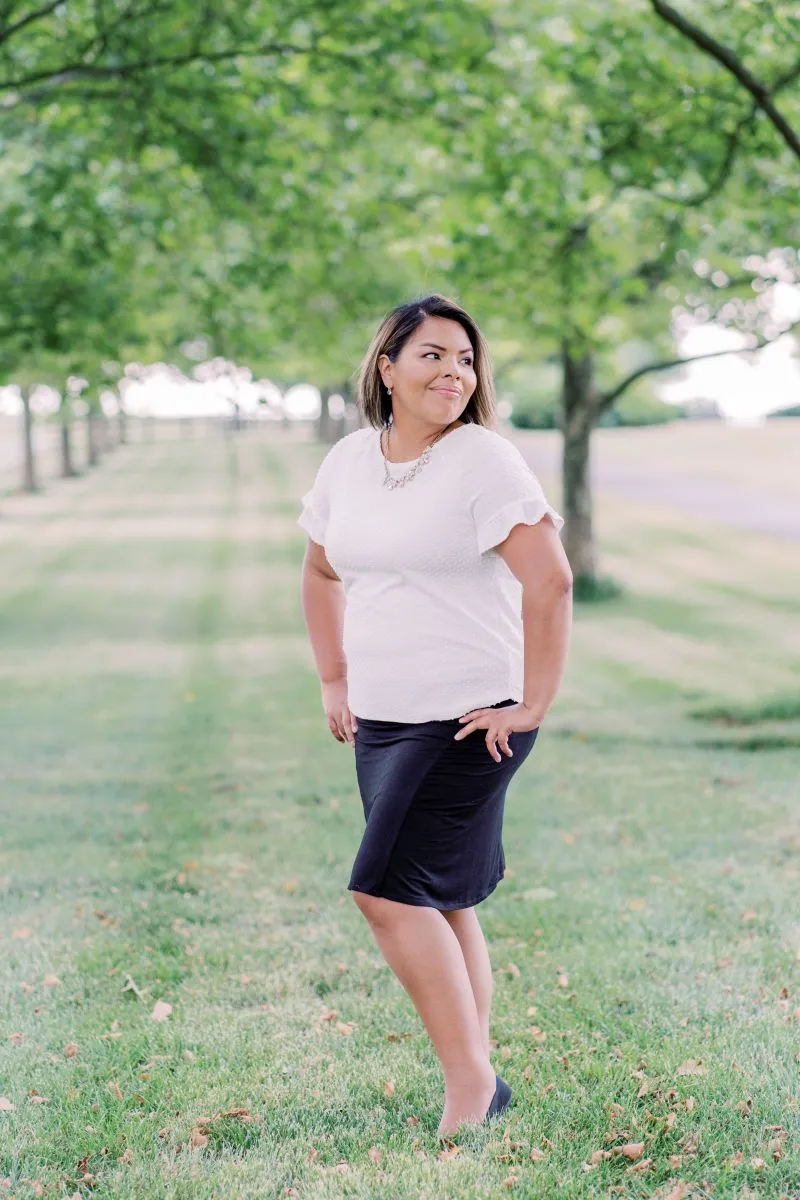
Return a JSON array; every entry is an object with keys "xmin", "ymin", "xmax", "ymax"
[{"xmin": 496, "ymin": 517, "xmax": 573, "ymax": 726}]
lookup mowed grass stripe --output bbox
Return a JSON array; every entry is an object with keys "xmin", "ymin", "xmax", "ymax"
[{"xmin": 1, "ymin": 427, "xmax": 798, "ymax": 1198}]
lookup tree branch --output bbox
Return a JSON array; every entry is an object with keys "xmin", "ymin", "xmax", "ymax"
[
  {"xmin": 0, "ymin": 0, "xmax": 62, "ymax": 47},
  {"xmin": 650, "ymin": 0, "xmax": 800, "ymax": 160},
  {"xmin": 0, "ymin": 39, "xmax": 345, "ymax": 95},
  {"xmin": 599, "ymin": 322, "xmax": 799, "ymax": 411}
]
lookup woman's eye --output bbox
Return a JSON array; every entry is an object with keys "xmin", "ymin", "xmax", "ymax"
[{"xmin": 424, "ymin": 352, "xmax": 473, "ymax": 365}]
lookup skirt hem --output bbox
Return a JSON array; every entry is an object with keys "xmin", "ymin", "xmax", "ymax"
[{"xmin": 348, "ymin": 876, "xmax": 503, "ymax": 912}]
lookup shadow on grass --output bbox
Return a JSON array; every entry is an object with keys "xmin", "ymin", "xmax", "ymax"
[
  {"xmin": 697, "ymin": 733, "xmax": 800, "ymax": 752},
  {"xmin": 573, "ymin": 573, "xmax": 624, "ymax": 604},
  {"xmin": 690, "ymin": 692, "xmax": 800, "ymax": 726}
]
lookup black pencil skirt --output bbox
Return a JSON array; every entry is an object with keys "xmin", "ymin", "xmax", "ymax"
[{"xmin": 347, "ymin": 698, "xmax": 539, "ymax": 911}]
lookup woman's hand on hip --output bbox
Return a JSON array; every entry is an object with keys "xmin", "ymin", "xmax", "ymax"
[
  {"xmin": 321, "ymin": 678, "xmax": 358, "ymax": 746},
  {"xmin": 453, "ymin": 702, "xmax": 541, "ymax": 762}
]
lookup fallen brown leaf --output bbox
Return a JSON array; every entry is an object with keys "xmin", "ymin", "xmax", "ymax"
[
  {"xmin": 335, "ymin": 1021, "xmax": 355, "ymax": 1037},
  {"xmin": 590, "ymin": 1150, "xmax": 611, "ymax": 1165},
  {"xmin": 12, "ymin": 928, "xmax": 33, "ymax": 939},
  {"xmin": 437, "ymin": 1144, "xmax": 460, "ymax": 1162},
  {"xmin": 9, "ymin": 1033, "xmax": 23, "ymax": 1047},
  {"xmin": 506, "ymin": 963, "xmax": 520, "ymax": 978},
  {"xmin": 678, "ymin": 1131, "xmax": 701, "ymax": 1154},
  {"xmin": 151, "ymin": 1000, "xmax": 172, "ymax": 1022},
  {"xmin": 383, "ymin": 1080, "xmax": 395, "ymax": 1098},
  {"xmin": 615, "ymin": 1142, "xmax": 645, "ymax": 1160},
  {"xmin": 107, "ymin": 1082, "xmax": 123, "ymax": 1101},
  {"xmin": 750, "ymin": 1156, "xmax": 766, "ymax": 1170},
  {"xmin": 625, "ymin": 1157, "xmax": 652, "ymax": 1174},
  {"xmin": 530, "ymin": 1147, "xmax": 547, "ymax": 1162},
  {"xmin": 557, "ymin": 973, "xmax": 569, "ymax": 988},
  {"xmin": 64, "ymin": 1043, "xmax": 78, "ymax": 1058},
  {"xmin": 503, "ymin": 1173, "xmax": 518, "ymax": 1188},
  {"xmin": 368, "ymin": 1147, "xmax": 382, "ymax": 1166},
  {"xmin": 189, "ymin": 1127, "xmax": 209, "ymax": 1149},
  {"xmin": 668, "ymin": 1154, "xmax": 683, "ymax": 1169},
  {"xmin": 0, "ymin": 1098, "xmax": 15, "ymax": 1111},
  {"xmin": 677, "ymin": 1059, "xmax": 707, "ymax": 1076},
  {"xmin": 42, "ymin": 974, "xmax": 61, "ymax": 988},
  {"xmin": 726, "ymin": 1150, "xmax": 745, "ymax": 1167},
  {"xmin": 659, "ymin": 1183, "xmax": 690, "ymax": 1200}
]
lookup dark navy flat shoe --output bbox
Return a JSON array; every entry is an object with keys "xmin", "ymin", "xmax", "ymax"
[{"xmin": 484, "ymin": 1074, "xmax": 512, "ymax": 1121}]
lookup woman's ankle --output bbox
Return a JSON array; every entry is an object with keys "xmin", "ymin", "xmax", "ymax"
[{"xmin": 443, "ymin": 1059, "xmax": 495, "ymax": 1091}]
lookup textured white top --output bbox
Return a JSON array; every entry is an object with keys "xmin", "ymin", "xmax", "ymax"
[{"xmin": 297, "ymin": 423, "xmax": 564, "ymax": 722}]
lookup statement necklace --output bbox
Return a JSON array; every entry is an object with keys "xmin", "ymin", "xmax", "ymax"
[{"xmin": 380, "ymin": 420, "xmax": 459, "ymax": 490}]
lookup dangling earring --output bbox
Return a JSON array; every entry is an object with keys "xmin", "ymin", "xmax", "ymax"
[{"xmin": 387, "ymin": 387, "xmax": 392, "ymax": 395}]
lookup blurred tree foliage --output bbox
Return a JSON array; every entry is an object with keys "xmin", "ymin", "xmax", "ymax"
[{"xmin": 0, "ymin": 0, "xmax": 797, "ymax": 576}]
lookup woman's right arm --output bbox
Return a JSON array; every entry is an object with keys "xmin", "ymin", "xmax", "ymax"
[{"xmin": 300, "ymin": 539, "xmax": 357, "ymax": 745}]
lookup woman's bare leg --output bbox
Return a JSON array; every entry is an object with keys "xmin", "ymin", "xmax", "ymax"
[
  {"xmin": 352, "ymin": 892, "xmax": 495, "ymax": 1134},
  {"xmin": 441, "ymin": 907, "xmax": 493, "ymax": 1058}
]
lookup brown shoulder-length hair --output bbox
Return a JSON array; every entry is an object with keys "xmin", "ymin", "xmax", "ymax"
[{"xmin": 357, "ymin": 293, "xmax": 496, "ymax": 430}]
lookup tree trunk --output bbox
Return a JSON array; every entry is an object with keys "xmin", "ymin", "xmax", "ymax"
[
  {"xmin": 60, "ymin": 416, "xmax": 76, "ymax": 478},
  {"xmin": 317, "ymin": 387, "xmax": 332, "ymax": 442},
  {"xmin": 560, "ymin": 344, "xmax": 599, "ymax": 582},
  {"xmin": 118, "ymin": 402, "xmax": 128, "ymax": 445},
  {"xmin": 87, "ymin": 410, "xmax": 98, "ymax": 466},
  {"xmin": 21, "ymin": 387, "xmax": 37, "ymax": 493}
]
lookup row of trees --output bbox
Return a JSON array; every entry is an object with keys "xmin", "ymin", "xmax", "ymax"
[{"xmin": 1, "ymin": 0, "xmax": 797, "ymax": 582}]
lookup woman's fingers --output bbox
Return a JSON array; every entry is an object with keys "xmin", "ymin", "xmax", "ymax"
[
  {"xmin": 455, "ymin": 718, "xmax": 514, "ymax": 760},
  {"xmin": 342, "ymin": 709, "xmax": 357, "ymax": 745},
  {"xmin": 485, "ymin": 732, "xmax": 501, "ymax": 762},
  {"xmin": 327, "ymin": 708, "xmax": 357, "ymax": 745}
]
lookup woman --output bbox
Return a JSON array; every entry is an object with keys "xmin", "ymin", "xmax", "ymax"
[{"xmin": 298, "ymin": 294, "xmax": 572, "ymax": 1137}]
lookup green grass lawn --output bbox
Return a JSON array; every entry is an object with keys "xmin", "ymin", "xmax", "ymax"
[{"xmin": 1, "ymin": 426, "xmax": 799, "ymax": 1200}]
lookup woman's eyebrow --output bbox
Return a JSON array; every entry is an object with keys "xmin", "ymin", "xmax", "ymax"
[{"xmin": 419, "ymin": 342, "xmax": 474, "ymax": 355}]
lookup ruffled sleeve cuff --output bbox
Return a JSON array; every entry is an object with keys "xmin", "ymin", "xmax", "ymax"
[
  {"xmin": 475, "ymin": 496, "xmax": 564, "ymax": 555},
  {"xmin": 297, "ymin": 491, "xmax": 326, "ymax": 545}
]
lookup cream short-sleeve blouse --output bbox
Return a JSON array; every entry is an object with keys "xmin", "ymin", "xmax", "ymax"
[{"xmin": 298, "ymin": 423, "xmax": 564, "ymax": 723}]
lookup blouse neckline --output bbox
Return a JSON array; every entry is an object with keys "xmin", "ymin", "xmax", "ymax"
[{"xmin": 376, "ymin": 421, "xmax": 475, "ymax": 469}]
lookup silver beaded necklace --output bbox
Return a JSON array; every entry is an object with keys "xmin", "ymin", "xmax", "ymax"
[{"xmin": 380, "ymin": 410, "xmax": 460, "ymax": 490}]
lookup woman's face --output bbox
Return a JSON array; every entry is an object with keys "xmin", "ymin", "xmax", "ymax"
[{"xmin": 379, "ymin": 316, "xmax": 477, "ymax": 426}]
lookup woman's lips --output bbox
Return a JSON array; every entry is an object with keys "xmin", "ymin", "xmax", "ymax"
[{"xmin": 432, "ymin": 387, "xmax": 461, "ymax": 396}]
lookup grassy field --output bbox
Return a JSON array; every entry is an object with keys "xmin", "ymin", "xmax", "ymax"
[{"xmin": 1, "ymin": 425, "xmax": 799, "ymax": 1200}]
